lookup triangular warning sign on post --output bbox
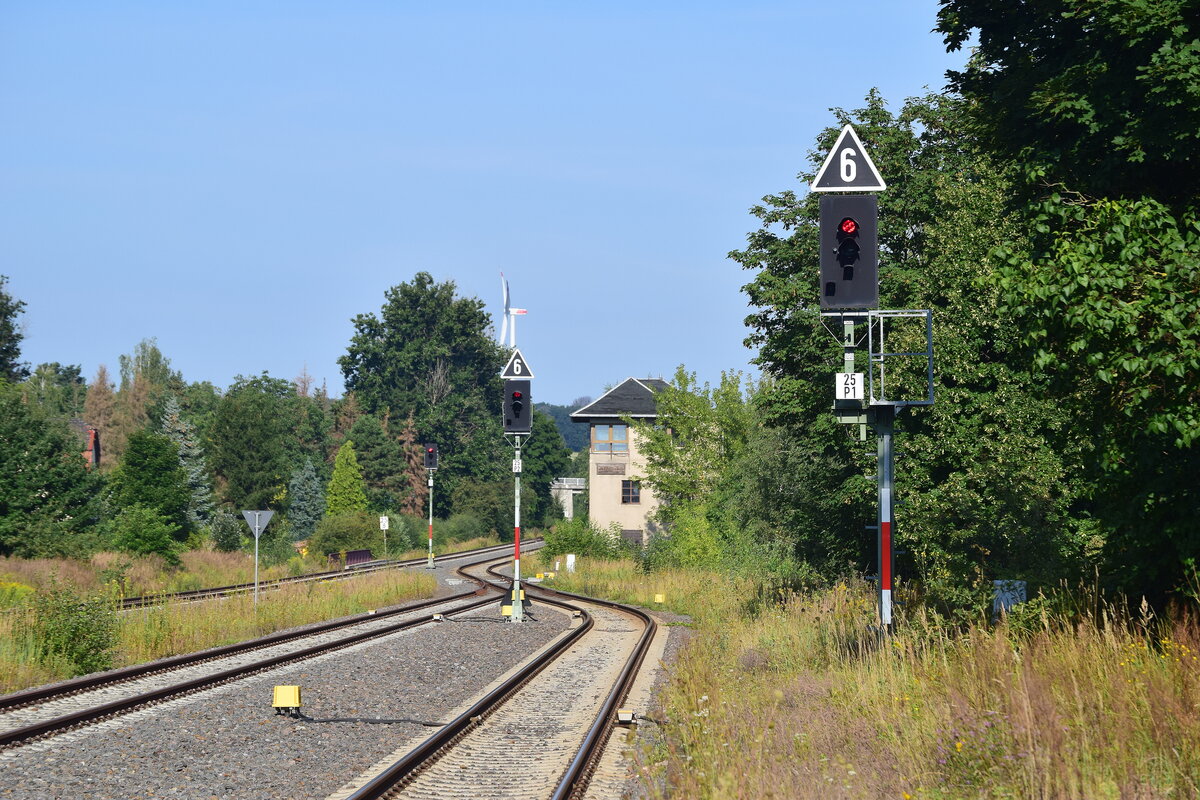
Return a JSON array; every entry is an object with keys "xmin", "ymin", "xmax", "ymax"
[
  {"xmin": 501, "ymin": 348, "xmax": 535, "ymax": 379},
  {"xmin": 810, "ymin": 124, "xmax": 887, "ymax": 193}
]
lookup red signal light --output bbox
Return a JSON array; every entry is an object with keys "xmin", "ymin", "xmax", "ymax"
[
  {"xmin": 512, "ymin": 391, "xmax": 522, "ymax": 399},
  {"xmin": 839, "ymin": 217, "xmax": 859, "ymax": 236}
]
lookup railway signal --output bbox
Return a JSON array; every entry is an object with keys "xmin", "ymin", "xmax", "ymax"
[
  {"xmin": 423, "ymin": 443, "xmax": 438, "ymax": 470},
  {"xmin": 819, "ymin": 194, "xmax": 878, "ymax": 310},
  {"xmin": 504, "ymin": 380, "xmax": 532, "ymax": 433}
]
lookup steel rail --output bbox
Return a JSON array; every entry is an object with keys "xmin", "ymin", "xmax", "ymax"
[
  {"xmin": 116, "ymin": 540, "xmax": 537, "ymax": 610},
  {"xmin": 342, "ymin": 564, "xmax": 595, "ymax": 800},
  {"xmin": 0, "ymin": 547, "xmax": 527, "ymax": 723}
]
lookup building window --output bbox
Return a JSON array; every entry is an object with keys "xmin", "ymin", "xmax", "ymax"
[
  {"xmin": 592, "ymin": 423, "xmax": 628, "ymax": 453},
  {"xmin": 621, "ymin": 480, "xmax": 640, "ymax": 504}
]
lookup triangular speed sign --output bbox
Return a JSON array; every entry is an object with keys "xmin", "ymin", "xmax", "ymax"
[
  {"xmin": 810, "ymin": 124, "xmax": 887, "ymax": 192},
  {"xmin": 501, "ymin": 348, "xmax": 535, "ymax": 379}
]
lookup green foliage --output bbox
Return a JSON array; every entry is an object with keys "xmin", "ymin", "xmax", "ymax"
[
  {"xmin": 436, "ymin": 513, "xmax": 487, "ymax": 544},
  {"xmin": 109, "ymin": 430, "xmax": 191, "ymax": 539},
  {"xmin": 536, "ymin": 401, "xmax": 591, "ymax": 451},
  {"xmin": 339, "ymin": 272, "xmax": 507, "ymax": 513},
  {"xmin": 309, "ymin": 511, "xmax": 381, "ymax": 557},
  {"xmin": 208, "ymin": 373, "xmax": 296, "ymax": 510},
  {"xmin": 286, "ymin": 458, "xmax": 324, "ymax": 541},
  {"xmin": 450, "ymin": 479, "xmax": 535, "ymax": 540},
  {"xmin": 159, "ymin": 394, "xmax": 216, "ymax": 528},
  {"xmin": 540, "ymin": 517, "xmax": 624, "ymax": 560},
  {"xmin": 208, "ymin": 509, "xmax": 245, "ymax": 552},
  {"xmin": 0, "ymin": 275, "xmax": 29, "ymax": 382},
  {"xmin": 520, "ymin": 410, "xmax": 573, "ymax": 525},
  {"xmin": 19, "ymin": 582, "xmax": 118, "ymax": 676},
  {"xmin": 347, "ymin": 414, "xmax": 409, "ymax": 511},
  {"xmin": 108, "ymin": 504, "xmax": 182, "ymax": 566},
  {"xmin": 326, "ymin": 440, "xmax": 369, "ymax": 515},
  {"xmin": 0, "ymin": 383, "xmax": 101, "ymax": 557},
  {"xmin": 937, "ymin": 0, "xmax": 1200, "ymax": 208},
  {"xmin": 0, "ymin": 580, "xmax": 34, "ymax": 608},
  {"xmin": 23, "ymin": 362, "xmax": 87, "ymax": 417}
]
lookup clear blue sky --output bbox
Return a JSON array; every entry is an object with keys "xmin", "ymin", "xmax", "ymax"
[{"xmin": 1, "ymin": 2, "xmax": 967, "ymax": 405}]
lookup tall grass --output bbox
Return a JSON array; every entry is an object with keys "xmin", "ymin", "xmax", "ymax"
[
  {"xmin": 0, "ymin": 568, "xmax": 437, "ymax": 695},
  {"xmin": 549, "ymin": 558, "xmax": 1200, "ymax": 799}
]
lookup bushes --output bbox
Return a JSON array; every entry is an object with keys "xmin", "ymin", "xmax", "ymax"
[
  {"xmin": 309, "ymin": 511, "xmax": 383, "ymax": 558},
  {"xmin": 107, "ymin": 505, "xmax": 182, "ymax": 566},
  {"xmin": 541, "ymin": 517, "xmax": 624, "ymax": 560},
  {"xmin": 18, "ymin": 582, "xmax": 118, "ymax": 676}
]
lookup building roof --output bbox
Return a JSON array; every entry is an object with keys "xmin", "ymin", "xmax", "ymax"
[{"xmin": 570, "ymin": 378, "xmax": 669, "ymax": 421}]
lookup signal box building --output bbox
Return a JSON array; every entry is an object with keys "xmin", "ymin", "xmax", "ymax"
[{"xmin": 570, "ymin": 378, "xmax": 668, "ymax": 545}]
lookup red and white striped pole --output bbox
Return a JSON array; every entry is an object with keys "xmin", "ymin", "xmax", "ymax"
[
  {"xmin": 511, "ymin": 434, "xmax": 524, "ymax": 622},
  {"xmin": 427, "ymin": 470, "xmax": 434, "ymax": 569},
  {"xmin": 877, "ymin": 406, "xmax": 895, "ymax": 630}
]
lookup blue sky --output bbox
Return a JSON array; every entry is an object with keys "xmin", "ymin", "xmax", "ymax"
[{"xmin": 1, "ymin": 2, "xmax": 968, "ymax": 405}]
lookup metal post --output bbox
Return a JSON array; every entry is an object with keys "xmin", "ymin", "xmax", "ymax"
[
  {"xmin": 252, "ymin": 515, "xmax": 260, "ymax": 610},
  {"xmin": 511, "ymin": 434, "xmax": 524, "ymax": 622},
  {"xmin": 874, "ymin": 405, "xmax": 895, "ymax": 632},
  {"xmin": 427, "ymin": 471, "xmax": 435, "ymax": 569}
]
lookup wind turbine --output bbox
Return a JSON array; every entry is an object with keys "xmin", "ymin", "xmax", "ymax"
[{"xmin": 499, "ymin": 272, "xmax": 526, "ymax": 349}]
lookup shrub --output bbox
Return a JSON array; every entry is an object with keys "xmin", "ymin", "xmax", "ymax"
[
  {"xmin": 438, "ymin": 513, "xmax": 486, "ymax": 544},
  {"xmin": 0, "ymin": 580, "xmax": 34, "ymax": 608},
  {"xmin": 541, "ymin": 517, "xmax": 622, "ymax": 560},
  {"xmin": 309, "ymin": 511, "xmax": 382, "ymax": 557},
  {"xmin": 20, "ymin": 582, "xmax": 118, "ymax": 676},
  {"xmin": 108, "ymin": 505, "xmax": 182, "ymax": 567},
  {"xmin": 209, "ymin": 509, "xmax": 245, "ymax": 552}
]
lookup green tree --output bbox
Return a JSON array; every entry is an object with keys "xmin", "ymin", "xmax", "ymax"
[
  {"xmin": 348, "ymin": 414, "xmax": 409, "ymax": 510},
  {"xmin": 326, "ymin": 440, "xmax": 369, "ymax": 515},
  {"xmin": 309, "ymin": 511, "xmax": 381, "ymax": 558},
  {"xmin": 208, "ymin": 373, "xmax": 296, "ymax": 510},
  {"xmin": 107, "ymin": 505, "xmax": 181, "ymax": 566},
  {"xmin": 24, "ymin": 363, "xmax": 87, "ymax": 418},
  {"xmin": 0, "ymin": 275, "xmax": 29, "ymax": 382},
  {"xmin": 0, "ymin": 384, "xmax": 101, "ymax": 557},
  {"xmin": 937, "ymin": 0, "xmax": 1200, "ymax": 208},
  {"xmin": 109, "ymin": 430, "xmax": 191, "ymax": 540},
  {"xmin": 520, "ymin": 410, "xmax": 574, "ymax": 525},
  {"xmin": 339, "ymin": 272, "xmax": 507, "ymax": 512},
  {"xmin": 160, "ymin": 395, "xmax": 215, "ymax": 529},
  {"xmin": 937, "ymin": 2, "xmax": 1200, "ymax": 598},
  {"xmin": 209, "ymin": 509, "xmax": 244, "ymax": 552},
  {"xmin": 287, "ymin": 458, "xmax": 324, "ymax": 542},
  {"xmin": 732, "ymin": 92, "xmax": 1090, "ymax": 604}
]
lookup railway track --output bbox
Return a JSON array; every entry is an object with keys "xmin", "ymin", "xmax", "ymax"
[
  {"xmin": 2, "ymin": 545, "xmax": 662, "ymax": 799},
  {"xmin": 116, "ymin": 541, "xmax": 531, "ymax": 610},
  {"xmin": 333, "ymin": 563, "xmax": 658, "ymax": 800},
  {"xmin": 0, "ymin": 547, "xmax": 528, "ymax": 749}
]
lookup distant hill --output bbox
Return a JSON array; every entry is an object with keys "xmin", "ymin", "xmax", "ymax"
[{"xmin": 536, "ymin": 400, "xmax": 591, "ymax": 452}]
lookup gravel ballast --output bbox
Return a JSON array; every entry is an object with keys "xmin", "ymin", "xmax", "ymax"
[{"xmin": 1, "ymin": 584, "xmax": 570, "ymax": 799}]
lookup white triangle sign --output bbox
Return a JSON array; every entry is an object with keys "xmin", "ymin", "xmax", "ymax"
[
  {"xmin": 810, "ymin": 124, "xmax": 887, "ymax": 193},
  {"xmin": 501, "ymin": 348, "xmax": 535, "ymax": 379}
]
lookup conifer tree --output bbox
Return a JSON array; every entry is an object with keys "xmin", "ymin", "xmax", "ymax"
[
  {"xmin": 326, "ymin": 441, "xmax": 369, "ymax": 515},
  {"xmin": 287, "ymin": 458, "xmax": 324, "ymax": 541},
  {"xmin": 0, "ymin": 275, "xmax": 28, "ymax": 382},
  {"xmin": 160, "ymin": 395, "xmax": 216, "ymax": 529},
  {"xmin": 397, "ymin": 414, "xmax": 428, "ymax": 517}
]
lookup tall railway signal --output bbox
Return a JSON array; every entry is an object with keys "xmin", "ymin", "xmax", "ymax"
[
  {"xmin": 424, "ymin": 444, "xmax": 438, "ymax": 568},
  {"xmin": 811, "ymin": 123, "xmax": 933, "ymax": 635},
  {"xmin": 501, "ymin": 352, "xmax": 536, "ymax": 622}
]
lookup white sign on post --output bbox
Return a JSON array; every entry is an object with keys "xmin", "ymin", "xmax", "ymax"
[
  {"xmin": 379, "ymin": 515, "xmax": 389, "ymax": 530},
  {"xmin": 241, "ymin": 509, "xmax": 274, "ymax": 539},
  {"xmin": 836, "ymin": 372, "xmax": 864, "ymax": 401}
]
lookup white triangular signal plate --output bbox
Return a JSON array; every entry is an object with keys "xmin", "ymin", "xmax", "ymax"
[{"xmin": 810, "ymin": 124, "xmax": 887, "ymax": 192}]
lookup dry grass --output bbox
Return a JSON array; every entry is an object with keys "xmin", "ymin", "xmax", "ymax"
[{"xmin": 548, "ymin": 559, "xmax": 1200, "ymax": 799}]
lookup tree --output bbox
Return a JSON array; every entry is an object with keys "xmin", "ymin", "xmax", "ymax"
[
  {"xmin": 339, "ymin": 272, "xmax": 507, "ymax": 512},
  {"xmin": 160, "ymin": 395, "xmax": 216, "ymax": 529},
  {"xmin": 83, "ymin": 365, "xmax": 118, "ymax": 470},
  {"xmin": 0, "ymin": 384, "xmax": 101, "ymax": 557},
  {"xmin": 108, "ymin": 505, "xmax": 181, "ymax": 566},
  {"xmin": 24, "ymin": 363, "xmax": 87, "ymax": 418},
  {"xmin": 731, "ymin": 92, "xmax": 1091, "ymax": 604},
  {"xmin": 347, "ymin": 414, "xmax": 409, "ymax": 510},
  {"xmin": 109, "ymin": 430, "xmax": 191, "ymax": 541},
  {"xmin": 0, "ymin": 275, "xmax": 28, "ymax": 382},
  {"xmin": 287, "ymin": 459, "xmax": 324, "ymax": 542},
  {"xmin": 208, "ymin": 373, "xmax": 296, "ymax": 510},
  {"xmin": 107, "ymin": 339, "xmax": 183, "ymax": 465},
  {"xmin": 937, "ymin": 3, "xmax": 1200, "ymax": 597},
  {"xmin": 937, "ymin": 0, "xmax": 1200, "ymax": 209},
  {"xmin": 519, "ymin": 410, "xmax": 574, "ymax": 525},
  {"xmin": 326, "ymin": 441, "xmax": 369, "ymax": 515},
  {"xmin": 396, "ymin": 414, "xmax": 429, "ymax": 517}
]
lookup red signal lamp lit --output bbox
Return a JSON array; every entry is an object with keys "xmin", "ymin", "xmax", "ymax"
[
  {"xmin": 512, "ymin": 391, "xmax": 523, "ymax": 399},
  {"xmin": 839, "ymin": 217, "xmax": 859, "ymax": 236}
]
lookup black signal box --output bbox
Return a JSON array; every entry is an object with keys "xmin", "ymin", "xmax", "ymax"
[{"xmin": 819, "ymin": 194, "xmax": 879, "ymax": 310}]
